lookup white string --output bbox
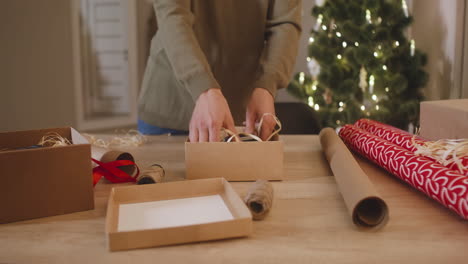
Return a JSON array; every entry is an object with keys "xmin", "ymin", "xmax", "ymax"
[{"xmin": 221, "ymin": 113, "xmax": 282, "ymax": 142}]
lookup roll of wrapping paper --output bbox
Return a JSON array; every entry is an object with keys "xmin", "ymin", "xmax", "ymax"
[
  {"xmin": 354, "ymin": 119, "xmax": 424, "ymax": 151},
  {"xmin": 319, "ymin": 128, "xmax": 389, "ymax": 229},
  {"xmin": 91, "ymin": 146, "xmax": 138, "ymax": 185},
  {"xmin": 354, "ymin": 119, "xmax": 468, "ymax": 175},
  {"xmin": 243, "ymin": 180, "xmax": 274, "ymax": 220},
  {"xmin": 339, "ymin": 124, "xmax": 468, "ymax": 219}
]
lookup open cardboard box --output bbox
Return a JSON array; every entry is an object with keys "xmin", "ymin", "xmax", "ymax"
[
  {"xmin": 106, "ymin": 178, "xmax": 252, "ymax": 251},
  {"xmin": 0, "ymin": 127, "xmax": 94, "ymax": 223},
  {"xmin": 185, "ymin": 133, "xmax": 283, "ymax": 181}
]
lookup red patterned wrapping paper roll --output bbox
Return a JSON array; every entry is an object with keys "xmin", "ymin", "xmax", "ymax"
[
  {"xmin": 354, "ymin": 119, "xmax": 423, "ymax": 152},
  {"xmin": 354, "ymin": 119, "xmax": 468, "ymax": 175},
  {"xmin": 339, "ymin": 124, "xmax": 468, "ymax": 219}
]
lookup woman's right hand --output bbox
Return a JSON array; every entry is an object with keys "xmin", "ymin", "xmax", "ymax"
[{"xmin": 189, "ymin": 88, "xmax": 236, "ymax": 142}]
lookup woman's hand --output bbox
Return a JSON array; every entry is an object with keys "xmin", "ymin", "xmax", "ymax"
[
  {"xmin": 245, "ymin": 88, "xmax": 276, "ymax": 141},
  {"xmin": 189, "ymin": 88, "xmax": 236, "ymax": 142}
]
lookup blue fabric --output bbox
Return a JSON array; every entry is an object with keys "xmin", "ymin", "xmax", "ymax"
[{"xmin": 138, "ymin": 120, "xmax": 188, "ymax": 135}]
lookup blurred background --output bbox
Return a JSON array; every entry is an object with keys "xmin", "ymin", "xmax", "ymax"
[{"xmin": 0, "ymin": 0, "xmax": 466, "ymax": 132}]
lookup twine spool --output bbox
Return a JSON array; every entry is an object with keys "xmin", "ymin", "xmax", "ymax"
[
  {"xmin": 244, "ymin": 179, "xmax": 274, "ymax": 220},
  {"xmin": 136, "ymin": 164, "xmax": 165, "ymax": 185}
]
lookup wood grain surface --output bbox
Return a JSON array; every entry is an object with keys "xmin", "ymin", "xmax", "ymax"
[{"xmin": 1, "ymin": 135, "xmax": 467, "ymax": 264}]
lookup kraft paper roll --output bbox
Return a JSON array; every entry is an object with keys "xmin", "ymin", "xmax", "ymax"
[
  {"xmin": 91, "ymin": 146, "xmax": 137, "ymax": 176},
  {"xmin": 136, "ymin": 164, "xmax": 165, "ymax": 185},
  {"xmin": 243, "ymin": 179, "xmax": 274, "ymax": 220},
  {"xmin": 319, "ymin": 127, "xmax": 389, "ymax": 229}
]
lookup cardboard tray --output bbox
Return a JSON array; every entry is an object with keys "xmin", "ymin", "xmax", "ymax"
[
  {"xmin": 0, "ymin": 127, "xmax": 94, "ymax": 224},
  {"xmin": 185, "ymin": 140, "xmax": 284, "ymax": 181},
  {"xmin": 106, "ymin": 178, "xmax": 252, "ymax": 251}
]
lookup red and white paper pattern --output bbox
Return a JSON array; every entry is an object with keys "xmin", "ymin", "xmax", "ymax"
[
  {"xmin": 354, "ymin": 119, "xmax": 468, "ymax": 176},
  {"xmin": 354, "ymin": 119, "xmax": 424, "ymax": 152},
  {"xmin": 339, "ymin": 124, "xmax": 468, "ymax": 219}
]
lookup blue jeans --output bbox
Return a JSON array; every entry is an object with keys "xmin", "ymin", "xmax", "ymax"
[{"xmin": 137, "ymin": 120, "xmax": 188, "ymax": 135}]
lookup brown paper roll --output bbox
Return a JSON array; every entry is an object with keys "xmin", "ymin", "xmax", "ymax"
[
  {"xmin": 243, "ymin": 179, "xmax": 274, "ymax": 220},
  {"xmin": 319, "ymin": 127, "xmax": 389, "ymax": 229},
  {"xmin": 91, "ymin": 146, "xmax": 137, "ymax": 176},
  {"xmin": 136, "ymin": 164, "xmax": 165, "ymax": 185}
]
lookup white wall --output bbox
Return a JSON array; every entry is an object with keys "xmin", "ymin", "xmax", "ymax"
[
  {"xmin": 0, "ymin": 0, "xmax": 77, "ymax": 132},
  {"xmin": 411, "ymin": 0, "xmax": 465, "ymax": 100}
]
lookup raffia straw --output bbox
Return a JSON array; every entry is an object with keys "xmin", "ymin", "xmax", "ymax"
[
  {"xmin": 221, "ymin": 113, "xmax": 282, "ymax": 142},
  {"xmin": 84, "ymin": 129, "xmax": 147, "ymax": 148},
  {"xmin": 38, "ymin": 132, "xmax": 72, "ymax": 147},
  {"xmin": 412, "ymin": 137, "xmax": 468, "ymax": 175}
]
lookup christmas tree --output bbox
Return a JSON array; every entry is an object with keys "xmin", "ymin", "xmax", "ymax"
[{"xmin": 287, "ymin": 0, "xmax": 428, "ymax": 130}]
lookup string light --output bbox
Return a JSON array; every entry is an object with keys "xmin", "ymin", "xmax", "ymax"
[
  {"xmin": 317, "ymin": 14, "xmax": 323, "ymax": 25},
  {"xmin": 322, "ymin": 25, "xmax": 328, "ymax": 31},
  {"xmin": 342, "ymin": 41, "xmax": 347, "ymax": 48},
  {"xmin": 314, "ymin": 14, "xmax": 323, "ymax": 31},
  {"xmin": 314, "ymin": 104, "xmax": 320, "ymax": 111},
  {"xmin": 385, "ymin": 87, "xmax": 390, "ymax": 92},
  {"xmin": 312, "ymin": 80, "xmax": 318, "ymax": 90},
  {"xmin": 336, "ymin": 120, "xmax": 341, "ymax": 125},
  {"xmin": 307, "ymin": 57, "xmax": 311, "ymax": 62},
  {"xmin": 361, "ymin": 105, "xmax": 366, "ymax": 111},
  {"xmin": 339, "ymin": 101, "xmax": 344, "ymax": 107},
  {"xmin": 372, "ymin": 94, "xmax": 378, "ymax": 101},
  {"xmin": 378, "ymin": 45, "xmax": 382, "ymax": 50},
  {"xmin": 382, "ymin": 65, "xmax": 388, "ymax": 71},
  {"xmin": 374, "ymin": 51, "xmax": 379, "ymax": 57},
  {"xmin": 355, "ymin": 42, "xmax": 359, "ymax": 47},
  {"xmin": 410, "ymin": 39, "xmax": 416, "ymax": 56},
  {"xmin": 337, "ymin": 54, "xmax": 342, "ymax": 59},
  {"xmin": 308, "ymin": 96, "xmax": 314, "ymax": 107},
  {"xmin": 369, "ymin": 75, "xmax": 375, "ymax": 94},
  {"xmin": 395, "ymin": 41, "xmax": 400, "ymax": 47},
  {"xmin": 299, "ymin": 72, "xmax": 305, "ymax": 84},
  {"xmin": 309, "ymin": 37, "xmax": 315, "ymax": 43},
  {"xmin": 402, "ymin": 0, "xmax": 409, "ymax": 17},
  {"xmin": 338, "ymin": 107, "xmax": 344, "ymax": 112},
  {"xmin": 366, "ymin": 9, "xmax": 372, "ymax": 23},
  {"xmin": 376, "ymin": 105, "xmax": 380, "ymax": 110},
  {"xmin": 336, "ymin": 32, "xmax": 342, "ymax": 37}
]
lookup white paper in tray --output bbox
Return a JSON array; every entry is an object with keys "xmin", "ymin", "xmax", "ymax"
[{"xmin": 118, "ymin": 195, "xmax": 234, "ymax": 232}]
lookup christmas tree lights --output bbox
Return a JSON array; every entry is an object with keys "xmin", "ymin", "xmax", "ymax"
[{"xmin": 287, "ymin": 0, "xmax": 428, "ymax": 129}]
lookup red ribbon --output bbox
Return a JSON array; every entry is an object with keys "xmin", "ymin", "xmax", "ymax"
[{"xmin": 92, "ymin": 158, "xmax": 140, "ymax": 186}]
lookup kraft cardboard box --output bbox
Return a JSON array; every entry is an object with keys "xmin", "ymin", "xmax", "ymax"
[
  {"xmin": 0, "ymin": 127, "xmax": 94, "ymax": 223},
  {"xmin": 185, "ymin": 139, "xmax": 284, "ymax": 181},
  {"xmin": 106, "ymin": 178, "xmax": 252, "ymax": 251},
  {"xmin": 420, "ymin": 99, "xmax": 468, "ymax": 140}
]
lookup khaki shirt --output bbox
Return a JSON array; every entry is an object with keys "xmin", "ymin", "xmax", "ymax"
[{"xmin": 138, "ymin": 0, "xmax": 302, "ymax": 130}]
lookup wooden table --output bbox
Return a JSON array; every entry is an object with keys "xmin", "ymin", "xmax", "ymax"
[{"xmin": 1, "ymin": 135, "xmax": 467, "ymax": 263}]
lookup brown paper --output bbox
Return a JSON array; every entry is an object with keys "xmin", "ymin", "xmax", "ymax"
[
  {"xmin": 136, "ymin": 164, "xmax": 165, "ymax": 184},
  {"xmin": 91, "ymin": 146, "xmax": 136, "ymax": 176},
  {"xmin": 420, "ymin": 99, "xmax": 468, "ymax": 140},
  {"xmin": 319, "ymin": 127, "xmax": 389, "ymax": 229},
  {"xmin": 243, "ymin": 179, "xmax": 274, "ymax": 220},
  {"xmin": 185, "ymin": 140, "xmax": 283, "ymax": 181}
]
